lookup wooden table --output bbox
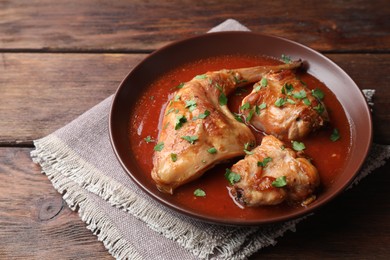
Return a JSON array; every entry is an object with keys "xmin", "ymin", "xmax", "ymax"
[{"xmin": 1, "ymin": 1, "xmax": 389, "ymax": 259}]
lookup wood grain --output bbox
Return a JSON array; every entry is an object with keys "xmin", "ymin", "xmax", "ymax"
[
  {"xmin": 0, "ymin": 53, "xmax": 146, "ymax": 145},
  {"xmin": 0, "ymin": 0, "xmax": 389, "ymax": 52},
  {"xmin": 0, "ymin": 148, "xmax": 112, "ymax": 259},
  {"xmin": 1, "ymin": 1, "xmax": 389, "ymax": 259},
  {"xmin": 1, "ymin": 53, "xmax": 389, "ymax": 145},
  {"xmin": 0, "ymin": 148, "xmax": 389, "ymax": 259}
]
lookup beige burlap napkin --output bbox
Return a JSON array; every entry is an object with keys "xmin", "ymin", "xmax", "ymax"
[{"xmin": 31, "ymin": 19, "xmax": 390, "ymax": 259}]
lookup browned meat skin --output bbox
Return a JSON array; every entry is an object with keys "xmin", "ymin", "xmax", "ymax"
[
  {"xmin": 151, "ymin": 62, "xmax": 302, "ymax": 194},
  {"xmin": 230, "ymin": 135, "xmax": 320, "ymax": 207},
  {"xmin": 240, "ymin": 69, "xmax": 329, "ymax": 141}
]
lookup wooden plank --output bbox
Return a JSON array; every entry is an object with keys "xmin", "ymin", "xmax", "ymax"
[
  {"xmin": 0, "ymin": 0, "xmax": 389, "ymax": 52},
  {"xmin": 0, "ymin": 147, "xmax": 389, "ymax": 259},
  {"xmin": 0, "ymin": 148, "xmax": 112, "ymax": 259},
  {"xmin": 1, "ymin": 53, "xmax": 389, "ymax": 144},
  {"xmin": 0, "ymin": 53, "xmax": 146, "ymax": 145}
]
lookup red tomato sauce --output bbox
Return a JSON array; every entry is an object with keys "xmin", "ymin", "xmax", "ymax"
[{"xmin": 128, "ymin": 55, "xmax": 351, "ymax": 219}]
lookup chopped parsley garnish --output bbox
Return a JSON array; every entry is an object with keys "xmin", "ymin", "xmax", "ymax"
[
  {"xmin": 292, "ymin": 141, "xmax": 306, "ymax": 151},
  {"xmin": 185, "ymin": 99, "xmax": 197, "ymax": 112},
  {"xmin": 275, "ymin": 97, "xmax": 286, "ymax": 107},
  {"xmin": 170, "ymin": 153, "xmax": 177, "ymax": 162},
  {"xmin": 240, "ymin": 102, "xmax": 251, "ymax": 110},
  {"xmin": 215, "ymin": 83, "xmax": 223, "ymax": 92},
  {"xmin": 272, "ymin": 176, "xmax": 287, "ymax": 187},
  {"xmin": 303, "ymin": 97, "xmax": 311, "ymax": 106},
  {"xmin": 153, "ymin": 142, "xmax": 164, "ymax": 152},
  {"xmin": 175, "ymin": 115, "xmax": 187, "ymax": 130},
  {"xmin": 254, "ymin": 85, "xmax": 262, "ymax": 92},
  {"xmin": 195, "ymin": 74, "xmax": 207, "ymax": 79},
  {"xmin": 257, "ymin": 157, "xmax": 272, "ymax": 167},
  {"xmin": 281, "ymin": 54, "xmax": 292, "ymax": 64},
  {"xmin": 215, "ymin": 83, "xmax": 228, "ymax": 106},
  {"xmin": 233, "ymin": 113, "xmax": 244, "ymax": 122},
  {"xmin": 193, "ymin": 110, "xmax": 210, "ymax": 120},
  {"xmin": 244, "ymin": 142, "xmax": 254, "ymax": 155},
  {"xmin": 255, "ymin": 105, "xmax": 261, "ymax": 115},
  {"xmin": 282, "ymin": 83, "xmax": 294, "ymax": 95},
  {"xmin": 166, "ymin": 108, "xmax": 175, "ymax": 115},
  {"xmin": 287, "ymin": 98, "xmax": 296, "ymax": 104},
  {"xmin": 225, "ymin": 168, "xmax": 241, "ymax": 185},
  {"xmin": 174, "ymin": 94, "xmax": 181, "ymax": 101},
  {"xmin": 219, "ymin": 92, "xmax": 228, "ymax": 106},
  {"xmin": 246, "ymin": 109, "xmax": 254, "ymax": 122},
  {"xmin": 194, "ymin": 188, "xmax": 206, "ymax": 197},
  {"xmin": 176, "ymin": 82, "xmax": 185, "ymax": 89},
  {"xmin": 313, "ymin": 103, "xmax": 324, "ymax": 114},
  {"xmin": 207, "ymin": 147, "xmax": 217, "ymax": 154},
  {"xmin": 330, "ymin": 128, "xmax": 340, "ymax": 142},
  {"xmin": 293, "ymin": 90, "xmax": 307, "ymax": 99},
  {"xmin": 181, "ymin": 135, "xmax": 199, "ymax": 144},
  {"xmin": 144, "ymin": 136, "xmax": 155, "ymax": 143},
  {"xmin": 312, "ymin": 88, "xmax": 325, "ymax": 100},
  {"xmin": 260, "ymin": 77, "xmax": 268, "ymax": 87},
  {"xmin": 259, "ymin": 102, "xmax": 267, "ymax": 110},
  {"xmin": 233, "ymin": 75, "xmax": 248, "ymax": 84}
]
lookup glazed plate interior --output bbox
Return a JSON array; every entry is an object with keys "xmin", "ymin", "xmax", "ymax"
[{"xmin": 109, "ymin": 32, "xmax": 372, "ymax": 226}]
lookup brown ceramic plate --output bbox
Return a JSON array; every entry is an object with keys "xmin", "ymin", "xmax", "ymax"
[{"xmin": 109, "ymin": 32, "xmax": 372, "ymax": 226}]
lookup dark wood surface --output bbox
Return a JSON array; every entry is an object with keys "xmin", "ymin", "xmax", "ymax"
[{"xmin": 1, "ymin": 1, "xmax": 389, "ymax": 259}]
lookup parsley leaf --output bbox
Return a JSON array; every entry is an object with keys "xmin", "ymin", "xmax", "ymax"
[
  {"xmin": 207, "ymin": 147, "xmax": 217, "ymax": 154},
  {"xmin": 293, "ymin": 90, "xmax": 307, "ymax": 99},
  {"xmin": 170, "ymin": 153, "xmax": 177, "ymax": 162},
  {"xmin": 275, "ymin": 97, "xmax": 286, "ymax": 107},
  {"xmin": 287, "ymin": 98, "xmax": 296, "ymax": 104},
  {"xmin": 303, "ymin": 98, "xmax": 311, "ymax": 106},
  {"xmin": 219, "ymin": 92, "xmax": 228, "ymax": 106},
  {"xmin": 312, "ymin": 88, "xmax": 325, "ymax": 100},
  {"xmin": 292, "ymin": 141, "xmax": 306, "ymax": 151},
  {"xmin": 185, "ymin": 99, "xmax": 197, "ymax": 112},
  {"xmin": 181, "ymin": 135, "xmax": 199, "ymax": 144},
  {"xmin": 240, "ymin": 102, "xmax": 251, "ymax": 110},
  {"xmin": 260, "ymin": 77, "xmax": 268, "ymax": 87},
  {"xmin": 246, "ymin": 109, "xmax": 254, "ymax": 122},
  {"xmin": 233, "ymin": 113, "xmax": 244, "ymax": 122},
  {"xmin": 176, "ymin": 82, "xmax": 185, "ymax": 89},
  {"xmin": 194, "ymin": 110, "xmax": 210, "ymax": 120},
  {"xmin": 282, "ymin": 83, "xmax": 294, "ymax": 95},
  {"xmin": 244, "ymin": 142, "xmax": 254, "ymax": 155},
  {"xmin": 272, "ymin": 176, "xmax": 287, "ymax": 187},
  {"xmin": 281, "ymin": 54, "xmax": 292, "ymax": 64},
  {"xmin": 175, "ymin": 115, "xmax": 187, "ymax": 130},
  {"xmin": 194, "ymin": 188, "xmax": 206, "ymax": 197},
  {"xmin": 165, "ymin": 108, "xmax": 175, "ymax": 115},
  {"xmin": 233, "ymin": 75, "xmax": 248, "ymax": 84},
  {"xmin": 313, "ymin": 103, "xmax": 324, "ymax": 114},
  {"xmin": 224, "ymin": 168, "xmax": 241, "ymax": 185},
  {"xmin": 257, "ymin": 157, "xmax": 273, "ymax": 167},
  {"xmin": 153, "ymin": 142, "xmax": 164, "ymax": 152},
  {"xmin": 144, "ymin": 136, "xmax": 155, "ymax": 143},
  {"xmin": 330, "ymin": 128, "xmax": 340, "ymax": 142},
  {"xmin": 195, "ymin": 74, "xmax": 207, "ymax": 79}
]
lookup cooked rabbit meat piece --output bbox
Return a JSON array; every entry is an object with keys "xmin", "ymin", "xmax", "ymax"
[
  {"xmin": 230, "ymin": 135, "xmax": 320, "ymax": 207},
  {"xmin": 240, "ymin": 69, "xmax": 329, "ymax": 140},
  {"xmin": 152, "ymin": 62, "xmax": 302, "ymax": 194}
]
